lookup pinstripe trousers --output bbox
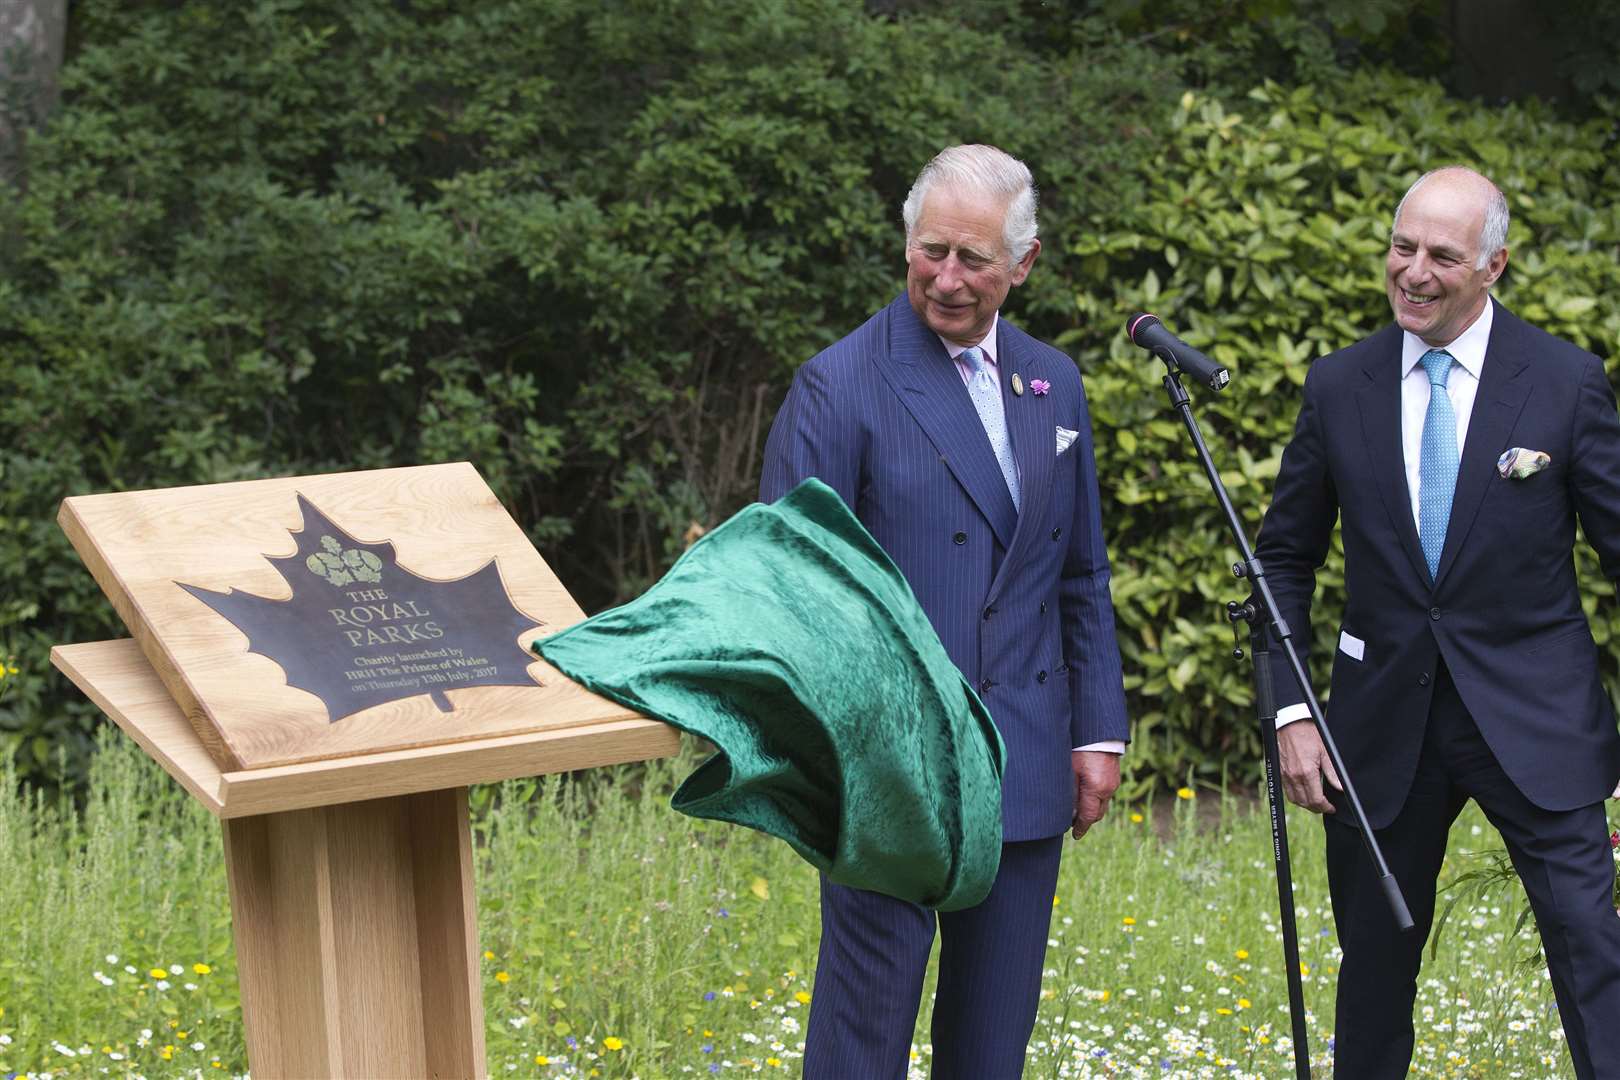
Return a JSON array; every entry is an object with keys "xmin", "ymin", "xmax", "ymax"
[{"xmin": 802, "ymin": 835, "xmax": 1064, "ymax": 1079}]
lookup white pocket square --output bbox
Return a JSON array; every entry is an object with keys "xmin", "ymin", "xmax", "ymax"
[{"xmin": 1056, "ymin": 426, "xmax": 1079, "ymax": 455}]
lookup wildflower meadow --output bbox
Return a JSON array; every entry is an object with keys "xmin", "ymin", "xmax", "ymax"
[{"xmin": 2, "ymin": 726, "xmax": 1610, "ymax": 1079}]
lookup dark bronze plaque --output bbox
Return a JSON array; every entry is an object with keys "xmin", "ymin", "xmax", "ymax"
[{"xmin": 180, "ymin": 494, "xmax": 544, "ymax": 723}]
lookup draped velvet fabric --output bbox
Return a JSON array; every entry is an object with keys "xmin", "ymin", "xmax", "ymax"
[{"xmin": 535, "ymin": 478, "xmax": 1006, "ymax": 911}]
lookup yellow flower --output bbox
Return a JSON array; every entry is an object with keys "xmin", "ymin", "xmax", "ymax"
[
  {"xmin": 149, "ymin": 968, "xmax": 168, "ymax": 979},
  {"xmin": 767, "ymin": 1058, "xmax": 782, "ymax": 1067},
  {"xmin": 603, "ymin": 1036, "xmax": 624, "ymax": 1051},
  {"xmin": 1238, "ymin": 998, "xmax": 1251, "ymax": 1009},
  {"xmin": 1099, "ymin": 989, "xmax": 1111, "ymax": 1002},
  {"xmin": 193, "ymin": 963, "xmax": 212, "ymax": 975},
  {"xmin": 1216, "ymin": 1007, "xmax": 1233, "ymax": 1016},
  {"xmin": 484, "ymin": 950, "xmax": 495, "ymax": 960},
  {"xmin": 1300, "ymin": 961, "xmax": 1311, "ymax": 976},
  {"xmin": 794, "ymin": 991, "xmax": 811, "ymax": 1004},
  {"xmin": 535, "ymin": 1055, "xmax": 550, "ymax": 1066},
  {"xmin": 1176, "ymin": 787, "xmax": 1195, "ymax": 800},
  {"xmin": 1122, "ymin": 916, "xmax": 1136, "ymax": 926},
  {"xmin": 495, "ymin": 971, "xmax": 510, "ymax": 983},
  {"xmin": 1130, "ymin": 812, "xmax": 1145, "ymax": 823},
  {"xmin": 1234, "ymin": 949, "xmax": 1249, "ymax": 960}
]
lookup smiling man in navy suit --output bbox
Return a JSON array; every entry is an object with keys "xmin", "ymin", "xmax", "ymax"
[
  {"xmin": 759, "ymin": 144, "xmax": 1129, "ymax": 1077},
  {"xmin": 1255, "ymin": 165, "xmax": 1620, "ymax": 1079}
]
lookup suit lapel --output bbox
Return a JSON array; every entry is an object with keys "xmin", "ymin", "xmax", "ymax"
[
  {"xmin": 880, "ymin": 298, "xmax": 1019, "ymax": 549},
  {"xmin": 1355, "ymin": 330, "xmax": 1432, "ymax": 587},
  {"xmin": 1434, "ymin": 303, "xmax": 1531, "ymax": 586},
  {"xmin": 986, "ymin": 326, "xmax": 1052, "ymax": 602}
]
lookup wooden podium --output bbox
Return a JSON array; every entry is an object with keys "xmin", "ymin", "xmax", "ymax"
[{"xmin": 50, "ymin": 463, "xmax": 678, "ymax": 1078}]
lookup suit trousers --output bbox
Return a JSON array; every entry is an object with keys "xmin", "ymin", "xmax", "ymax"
[
  {"xmin": 1324, "ymin": 662, "xmax": 1620, "ymax": 1080},
  {"xmin": 802, "ymin": 835, "xmax": 1064, "ymax": 1079}
]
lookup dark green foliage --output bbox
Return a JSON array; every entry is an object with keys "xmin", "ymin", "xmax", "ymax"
[
  {"xmin": 0, "ymin": 0, "xmax": 1170, "ymax": 787},
  {"xmin": 1058, "ymin": 76, "xmax": 1620, "ymax": 793},
  {"xmin": 2, "ymin": 1, "xmax": 1617, "ymax": 795}
]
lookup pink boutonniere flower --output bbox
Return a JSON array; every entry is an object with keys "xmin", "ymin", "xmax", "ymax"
[{"xmin": 1029, "ymin": 379, "xmax": 1050, "ymax": 396}]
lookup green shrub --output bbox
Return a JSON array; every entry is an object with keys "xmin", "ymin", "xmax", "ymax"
[
  {"xmin": 2, "ymin": 2, "xmax": 1617, "ymax": 794},
  {"xmin": 0, "ymin": 0, "xmax": 1171, "ymax": 788},
  {"xmin": 1057, "ymin": 74, "xmax": 1620, "ymax": 792}
]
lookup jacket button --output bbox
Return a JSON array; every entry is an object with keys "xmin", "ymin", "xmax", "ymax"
[
  {"xmin": 1429, "ymin": 607, "xmax": 1441, "ymax": 621},
  {"xmin": 1051, "ymin": 527, "xmax": 1062, "ymax": 540},
  {"xmin": 1418, "ymin": 673, "xmax": 1430, "ymax": 686},
  {"xmin": 1039, "ymin": 601, "xmax": 1048, "ymax": 614},
  {"xmin": 983, "ymin": 607, "xmax": 995, "ymax": 620},
  {"xmin": 1037, "ymin": 670, "xmax": 1048, "ymax": 683},
  {"xmin": 979, "ymin": 678, "xmax": 992, "ymax": 693},
  {"xmin": 953, "ymin": 531, "xmax": 967, "ymax": 545}
]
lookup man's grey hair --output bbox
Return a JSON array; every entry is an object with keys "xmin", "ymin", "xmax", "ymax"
[
  {"xmin": 1392, "ymin": 166, "xmax": 1510, "ymax": 271},
  {"xmin": 901, "ymin": 144, "xmax": 1038, "ymax": 265}
]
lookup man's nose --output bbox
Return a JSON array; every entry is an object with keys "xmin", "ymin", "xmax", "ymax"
[{"xmin": 935, "ymin": 255, "xmax": 965, "ymax": 292}]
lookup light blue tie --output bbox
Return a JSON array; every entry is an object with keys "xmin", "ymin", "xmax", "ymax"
[
  {"xmin": 962, "ymin": 346, "xmax": 1020, "ymax": 511},
  {"xmin": 1418, "ymin": 348, "xmax": 1458, "ymax": 578}
]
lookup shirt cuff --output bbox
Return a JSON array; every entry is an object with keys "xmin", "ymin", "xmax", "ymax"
[
  {"xmin": 1275, "ymin": 703, "xmax": 1311, "ymax": 729},
  {"xmin": 1072, "ymin": 740, "xmax": 1126, "ymax": 754}
]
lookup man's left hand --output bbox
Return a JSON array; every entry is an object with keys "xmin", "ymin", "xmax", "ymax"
[{"xmin": 1071, "ymin": 750, "xmax": 1121, "ymax": 839}]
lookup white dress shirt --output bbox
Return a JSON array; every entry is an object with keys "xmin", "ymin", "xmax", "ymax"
[{"xmin": 936, "ymin": 316, "xmax": 1124, "ymax": 757}]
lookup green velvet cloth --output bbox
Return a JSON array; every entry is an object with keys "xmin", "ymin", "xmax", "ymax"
[{"xmin": 534, "ymin": 478, "xmax": 1006, "ymax": 911}]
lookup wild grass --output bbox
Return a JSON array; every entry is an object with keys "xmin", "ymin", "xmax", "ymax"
[{"xmin": 0, "ymin": 730, "xmax": 1601, "ymax": 1078}]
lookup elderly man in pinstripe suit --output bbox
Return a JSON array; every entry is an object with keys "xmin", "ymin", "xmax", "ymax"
[{"xmin": 760, "ymin": 144, "xmax": 1130, "ymax": 1077}]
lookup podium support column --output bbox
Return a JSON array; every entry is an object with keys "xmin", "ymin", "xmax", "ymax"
[{"xmin": 221, "ymin": 786, "xmax": 485, "ymax": 1079}]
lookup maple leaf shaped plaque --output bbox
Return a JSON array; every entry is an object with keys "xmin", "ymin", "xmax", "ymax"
[{"xmin": 180, "ymin": 493, "xmax": 544, "ymax": 724}]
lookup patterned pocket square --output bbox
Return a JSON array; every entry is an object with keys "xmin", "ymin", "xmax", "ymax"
[
  {"xmin": 1497, "ymin": 447, "xmax": 1551, "ymax": 479},
  {"xmin": 1056, "ymin": 426, "xmax": 1079, "ymax": 455}
]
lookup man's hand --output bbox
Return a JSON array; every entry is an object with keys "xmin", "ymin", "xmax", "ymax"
[
  {"xmin": 1279, "ymin": 721, "xmax": 1342, "ymax": 814},
  {"xmin": 1071, "ymin": 750, "xmax": 1121, "ymax": 839}
]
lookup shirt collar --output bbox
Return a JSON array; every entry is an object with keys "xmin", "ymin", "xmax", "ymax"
[
  {"xmin": 1401, "ymin": 298, "xmax": 1493, "ymax": 381},
  {"xmin": 938, "ymin": 312, "xmax": 1000, "ymax": 365}
]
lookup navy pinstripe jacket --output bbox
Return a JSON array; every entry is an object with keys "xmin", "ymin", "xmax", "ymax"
[{"xmin": 761, "ymin": 294, "xmax": 1129, "ymax": 840}]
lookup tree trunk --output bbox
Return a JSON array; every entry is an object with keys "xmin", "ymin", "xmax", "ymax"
[
  {"xmin": 0, "ymin": 0, "xmax": 68, "ymax": 175},
  {"xmin": 1449, "ymin": 0, "xmax": 1571, "ymax": 104}
]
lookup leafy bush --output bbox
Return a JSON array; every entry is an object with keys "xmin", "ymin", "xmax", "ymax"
[
  {"xmin": 0, "ymin": 0, "xmax": 1172, "ymax": 788},
  {"xmin": 2, "ymin": 2, "xmax": 1616, "ymax": 794},
  {"xmin": 1056, "ymin": 75, "xmax": 1620, "ymax": 792}
]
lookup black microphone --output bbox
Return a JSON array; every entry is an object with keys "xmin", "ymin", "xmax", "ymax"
[{"xmin": 1126, "ymin": 313, "xmax": 1230, "ymax": 391}]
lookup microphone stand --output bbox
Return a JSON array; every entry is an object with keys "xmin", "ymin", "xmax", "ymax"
[{"xmin": 1151, "ymin": 354, "xmax": 1414, "ymax": 1080}]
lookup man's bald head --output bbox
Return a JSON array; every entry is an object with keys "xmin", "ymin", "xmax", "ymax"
[
  {"xmin": 1385, "ymin": 165, "xmax": 1511, "ymax": 347},
  {"xmin": 1393, "ymin": 166, "xmax": 1509, "ymax": 271}
]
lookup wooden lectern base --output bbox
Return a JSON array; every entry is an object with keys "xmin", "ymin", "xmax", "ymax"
[
  {"xmin": 224, "ymin": 788, "xmax": 482, "ymax": 1077},
  {"xmin": 52, "ymin": 639, "xmax": 680, "ymax": 1079}
]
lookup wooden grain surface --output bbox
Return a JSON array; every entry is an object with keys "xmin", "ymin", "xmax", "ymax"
[
  {"xmin": 58, "ymin": 462, "xmax": 652, "ymax": 771},
  {"xmin": 224, "ymin": 792, "xmax": 484, "ymax": 1077},
  {"xmin": 51, "ymin": 639, "xmax": 681, "ymax": 818}
]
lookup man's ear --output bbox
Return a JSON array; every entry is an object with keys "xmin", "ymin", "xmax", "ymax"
[
  {"xmin": 1483, "ymin": 245, "xmax": 1508, "ymax": 289},
  {"xmin": 1009, "ymin": 237, "xmax": 1041, "ymax": 287}
]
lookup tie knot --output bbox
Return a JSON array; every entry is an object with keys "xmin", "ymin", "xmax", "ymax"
[
  {"xmin": 961, "ymin": 346, "xmax": 988, "ymax": 374},
  {"xmin": 1420, "ymin": 348, "xmax": 1453, "ymax": 387}
]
